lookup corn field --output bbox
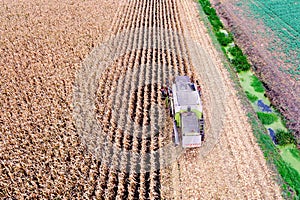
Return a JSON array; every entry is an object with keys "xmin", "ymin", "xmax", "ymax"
[{"xmin": 0, "ymin": 0, "xmax": 283, "ymax": 199}]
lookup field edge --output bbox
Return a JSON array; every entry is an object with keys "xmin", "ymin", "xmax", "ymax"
[{"xmin": 195, "ymin": 0, "xmax": 300, "ymax": 198}]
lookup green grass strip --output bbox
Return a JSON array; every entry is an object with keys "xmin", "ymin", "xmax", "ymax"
[
  {"xmin": 248, "ymin": 113, "xmax": 300, "ymax": 197},
  {"xmin": 245, "ymin": 91, "xmax": 258, "ymax": 102},
  {"xmin": 290, "ymin": 149, "xmax": 300, "ymax": 161}
]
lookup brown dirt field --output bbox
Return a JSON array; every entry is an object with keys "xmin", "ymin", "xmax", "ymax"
[{"xmin": 0, "ymin": 0, "xmax": 282, "ymax": 199}]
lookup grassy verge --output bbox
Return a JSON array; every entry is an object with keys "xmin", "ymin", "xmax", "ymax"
[
  {"xmin": 198, "ymin": 0, "xmax": 251, "ymax": 73},
  {"xmin": 245, "ymin": 91, "xmax": 258, "ymax": 103},
  {"xmin": 197, "ymin": 0, "xmax": 300, "ymax": 198}
]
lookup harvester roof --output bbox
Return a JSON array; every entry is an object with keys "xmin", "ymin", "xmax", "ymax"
[{"xmin": 181, "ymin": 112, "xmax": 200, "ymax": 134}]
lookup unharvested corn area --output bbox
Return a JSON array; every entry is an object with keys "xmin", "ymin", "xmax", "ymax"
[
  {"xmin": 0, "ymin": 0, "xmax": 119, "ymax": 198},
  {"xmin": 1, "ymin": 0, "xmax": 283, "ymax": 199}
]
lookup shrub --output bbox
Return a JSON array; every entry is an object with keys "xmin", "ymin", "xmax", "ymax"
[
  {"xmin": 203, "ymin": 6, "xmax": 212, "ymax": 15},
  {"xmin": 199, "ymin": 0, "xmax": 223, "ymax": 31},
  {"xmin": 234, "ymin": 62, "xmax": 251, "ymax": 72},
  {"xmin": 231, "ymin": 57, "xmax": 251, "ymax": 72},
  {"xmin": 276, "ymin": 129, "xmax": 296, "ymax": 146},
  {"xmin": 216, "ymin": 31, "xmax": 233, "ymax": 46},
  {"xmin": 210, "ymin": 18, "xmax": 223, "ymax": 31},
  {"xmin": 257, "ymin": 112, "xmax": 278, "ymax": 125},
  {"xmin": 245, "ymin": 91, "xmax": 258, "ymax": 102},
  {"xmin": 201, "ymin": 1, "xmax": 210, "ymax": 7},
  {"xmin": 228, "ymin": 46, "xmax": 251, "ymax": 72},
  {"xmin": 228, "ymin": 46, "xmax": 243, "ymax": 57},
  {"xmin": 251, "ymin": 75, "xmax": 265, "ymax": 92}
]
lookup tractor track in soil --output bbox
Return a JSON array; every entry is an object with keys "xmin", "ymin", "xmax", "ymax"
[{"xmin": 83, "ymin": 0, "xmax": 283, "ymax": 199}]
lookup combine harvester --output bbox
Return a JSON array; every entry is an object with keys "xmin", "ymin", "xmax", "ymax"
[{"xmin": 162, "ymin": 76, "xmax": 205, "ymax": 148}]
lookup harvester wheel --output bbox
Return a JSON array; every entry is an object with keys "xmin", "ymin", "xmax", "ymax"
[
  {"xmin": 201, "ymin": 133, "xmax": 205, "ymax": 141},
  {"xmin": 169, "ymin": 106, "xmax": 173, "ymax": 117}
]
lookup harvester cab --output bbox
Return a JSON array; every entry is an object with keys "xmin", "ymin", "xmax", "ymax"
[{"xmin": 162, "ymin": 76, "xmax": 204, "ymax": 148}]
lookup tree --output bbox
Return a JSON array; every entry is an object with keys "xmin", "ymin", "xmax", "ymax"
[{"xmin": 276, "ymin": 129, "xmax": 296, "ymax": 146}]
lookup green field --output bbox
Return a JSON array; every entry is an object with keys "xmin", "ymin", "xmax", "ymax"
[{"xmin": 240, "ymin": 0, "xmax": 300, "ymax": 78}]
